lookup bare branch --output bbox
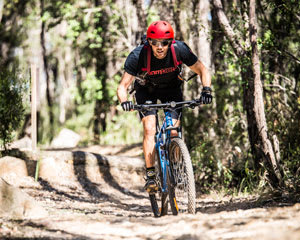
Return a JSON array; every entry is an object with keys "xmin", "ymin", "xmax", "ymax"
[
  {"xmin": 83, "ymin": 7, "xmax": 102, "ymax": 13},
  {"xmin": 273, "ymin": 135, "xmax": 281, "ymax": 164},
  {"xmin": 264, "ymin": 84, "xmax": 296, "ymax": 95},
  {"xmin": 212, "ymin": 0, "xmax": 245, "ymax": 57},
  {"xmin": 283, "ymin": 50, "xmax": 300, "ymax": 64},
  {"xmin": 262, "ymin": 71, "xmax": 295, "ymax": 85}
]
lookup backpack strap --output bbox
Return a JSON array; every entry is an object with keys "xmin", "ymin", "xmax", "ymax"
[
  {"xmin": 171, "ymin": 40, "xmax": 182, "ymax": 68},
  {"xmin": 141, "ymin": 41, "xmax": 182, "ymax": 74},
  {"xmin": 147, "ymin": 45, "xmax": 151, "ymax": 73},
  {"xmin": 141, "ymin": 44, "xmax": 150, "ymax": 73}
]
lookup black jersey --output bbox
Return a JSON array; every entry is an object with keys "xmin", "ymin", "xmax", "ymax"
[{"xmin": 124, "ymin": 40, "xmax": 198, "ymax": 90}]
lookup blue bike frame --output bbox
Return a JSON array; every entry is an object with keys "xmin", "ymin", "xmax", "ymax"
[{"xmin": 155, "ymin": 111, "xmax": 180, "ymax": 193}]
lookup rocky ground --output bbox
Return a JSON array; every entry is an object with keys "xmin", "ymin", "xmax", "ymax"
[{"xmin": 0, "ymin": 145, "xmax": 300, "ymax": 240}]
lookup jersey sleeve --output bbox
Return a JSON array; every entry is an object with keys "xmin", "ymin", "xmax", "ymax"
[
  {"xmin": 124, "ymin": 45, "xmax": 144, "ymax": 76},
  {"xmin": 176, "ymin": 41, "xmax": 198, "ymax": 67}
]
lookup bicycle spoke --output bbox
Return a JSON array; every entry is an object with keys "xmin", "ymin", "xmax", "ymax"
[{"xmin": 169, "ymin": 138, "xmax": 196, "ymax": 214}]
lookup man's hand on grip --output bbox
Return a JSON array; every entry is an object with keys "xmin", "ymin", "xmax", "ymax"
[
  {"xmin": 121, "ymin": 101, "xmax": 134, "ymax": 111},
  {"xmin": 200, "ymin": 86, "xmax": 213, "ymax": 104}
]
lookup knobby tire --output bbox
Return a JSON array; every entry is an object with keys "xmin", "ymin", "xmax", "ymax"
[{"xmin": 169, "ymin": 138, "xmax": 196, "ymax": 214}]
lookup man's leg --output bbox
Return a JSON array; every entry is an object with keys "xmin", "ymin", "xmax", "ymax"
[
  {"xmin": 142, "ymin": 115, "xmax": 158, "ymax": 193},
  {"xmin": 143, "ymin": 117, "xmax": 181, "ymax": 157},
  {"xmin": 142, "ymin": 115, "xmax": 156, "ymax": 167},
  {"xmin": 171, "ymin": 118, "xmax": 180, "ymax": 137}
]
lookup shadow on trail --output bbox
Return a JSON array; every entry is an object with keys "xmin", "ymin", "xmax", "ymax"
[
  {"xmin": 37, "ymin": 150, "xmax": 149, "ymax": 215},
  {"xmin": 196, "ymin": 196, "xmax": 299, "ymax": 214},
  {"xmin": 114, "ymin": 143, "xmax": 143, "ymax": 156},
  {"xmin": 89, "ymin": 152, "xmax": 145, "ymax": 200},
  {"xmin": 38, "ymin": 178, "xmax": 100, "ymax": 204},
  {"xmin": 72, "ymin": 151, "xmax": 122, "ymax": 204},
  {"xmin": 71, "ymin": 151, "xmax": 148, "ymax": 214},
  {"xmin": 10, "ymin": 219, "xmax": 93, "ymax": 240}
]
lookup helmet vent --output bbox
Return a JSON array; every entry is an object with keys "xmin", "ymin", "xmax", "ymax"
[{"xmin": 146, "ymin": 21, "xmax": 174, "ymax": 39}]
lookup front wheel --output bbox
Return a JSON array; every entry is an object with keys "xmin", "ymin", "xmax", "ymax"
[{"xmin": 168, "ymin": 138, "xmax": 196, "ymax": 214}]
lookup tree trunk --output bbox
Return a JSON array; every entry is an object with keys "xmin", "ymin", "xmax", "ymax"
[
  {"xmin": 172, "ymin": 0, "xmax": 183, "ymax": 41},
  {"xmin": 92, "ymin": 0, "xmax": 109, "ymax": 143},
  {"xmin": 212, "ymin": 0, "xmax": 282, "ymax": 187},
  {"xmin": 197, "ymin": 0, "xmax": 211, "ymax": 69},
  {"xmin": 153, "ymin": 0, "xmax": 173, "ymax": 26},
  {"xmin": 40, "ymin": 0, "xmax": 54, "ymax": 141},
  {"xmin": 249, "ymin": 0, "xmax": 282, "ymax": 185},
  {"xmin": 132, "ymin": 0, "xmax": 147, "ymax": 40}
]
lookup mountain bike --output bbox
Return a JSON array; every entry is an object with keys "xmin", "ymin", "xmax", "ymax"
[{"xmin": 134, "ymin": 99, "xmax": 201, "ymax": 217}]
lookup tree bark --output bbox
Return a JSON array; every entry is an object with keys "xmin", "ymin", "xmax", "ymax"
[
  {"xmin": 172, "ymin": 0, "xmax": 183, "ymax": 41},
  {"xmin": 212, "ymin": 0, "xmax": 282, "ymax": 186},
  {"xmin": 249, "ymin": 0, "xmax": 282, "ymax": 184},
  {"xmin": 197, "ymin": 0, "xmax": 211, "ymax": 69},
  {"xmin": 132, "ymin": 0, "xmax": 147, "ymax": 33}
]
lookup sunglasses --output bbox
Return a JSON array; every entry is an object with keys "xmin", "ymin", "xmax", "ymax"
[{"xmin": 149, "ymin": 39, "xmax": 172, "ymax": 47}]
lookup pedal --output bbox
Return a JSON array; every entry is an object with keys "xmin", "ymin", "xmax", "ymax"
[{"xmin": 146, "ymin": 185, "xmax": 159, "ymax": 194}]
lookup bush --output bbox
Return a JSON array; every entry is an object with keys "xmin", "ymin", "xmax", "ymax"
[{"xmin": 0, "ymin": 66, "xmax": 27, "ymax": 151}]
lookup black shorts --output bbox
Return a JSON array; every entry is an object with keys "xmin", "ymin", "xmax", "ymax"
[{"xmin": 135, "ymin": 86, "xmax": 183, "ymax": 119}]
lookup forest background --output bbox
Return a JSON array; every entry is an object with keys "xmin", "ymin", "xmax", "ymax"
[{"xmin": 0, "ymin": 0, "xmax": 299, "ymax": 194}]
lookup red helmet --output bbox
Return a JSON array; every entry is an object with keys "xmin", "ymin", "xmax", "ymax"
[{"xmin": 146, "ymin": 21, "xmax": 174, "ymax": 39}]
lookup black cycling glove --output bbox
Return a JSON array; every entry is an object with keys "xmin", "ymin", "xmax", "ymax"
[
  {"xmin": 121, "ymin": 101, "xmax": 134, "ymax": 111},
  {"xmin": 200, "ymin": 86, "xmax": 213, "ymax": 104}
]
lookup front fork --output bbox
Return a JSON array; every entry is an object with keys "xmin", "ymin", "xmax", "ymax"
[
  {"xmin": 155, "ymin": 131, "xmax": 167, "ymax": 193},
  {"xmin": 155, "ymin": 132, "xmax": 176, "ymax": 194},
  {"xmin": 155, "ymin": 115, "xmax": 182, "ymax": 193}
]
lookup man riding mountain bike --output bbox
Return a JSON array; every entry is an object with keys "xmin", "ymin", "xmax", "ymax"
[{"xmin": 117, "ymin": 20, "xmax": 212, "ymax": 193}]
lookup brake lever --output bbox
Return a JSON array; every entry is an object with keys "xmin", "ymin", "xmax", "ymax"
[{"xmin": 189, "ymin": 99, "xmax": 202, "ymax": 109}]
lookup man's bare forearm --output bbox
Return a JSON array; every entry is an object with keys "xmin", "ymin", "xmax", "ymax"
[
  {"xmin": 117, "ymin": 72, "xmax": 135, "ymax": 103},
  {"xmin": 189, "ymin": 60, "xmax": 211, "ymax": 87}
]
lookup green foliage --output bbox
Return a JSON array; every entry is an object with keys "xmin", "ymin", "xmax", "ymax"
[
  {"xmin": 146, "ymin": 8, "xmax": 160, "ymax": 25},
  {"xmin": 0, "ymin": 0, "xmax": 32, "ymax": 66},
  {"xmin": 185, "ymin": 36, "xmax": 250, "ymax": 193},
  {"xmin": 259, "ymin": 0, "xmax": 300, "ymax": 190},
  {"xmin": 192, "ymin": 0, "xmax": 300, "ymax": 193},
  {"xmin": 2, "ymin": 0, "xmax": 299, "ymax": 194},
  {"xmin": 73, "ymin": 71, "xmax": 104, "ymax": 104},
  {"xmin": 101, "ymin": 110, "xmax": 143, "ymax": 145},
  {"xmin": 64, "ymin": 102, "xmax": 143, "ymax": 146},
  {"xmin": 64, "ymin": 103, "xmax": 95, "ymax": 146},
  {"xmin": 0, "ymin": 66, "xmax": 27, "ymax": 151}
]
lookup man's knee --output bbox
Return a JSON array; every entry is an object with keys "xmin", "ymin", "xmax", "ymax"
[
  {"xmin": 142, "ymin": 116, "xmax": 156, "ymax": 137},
  {"xmin": 170, "ymin": 130, "xmax": 179, "ymax": 137},
  {"xmin": 144, "ymin": 124, "xmax": 156, "ymax": 137}
]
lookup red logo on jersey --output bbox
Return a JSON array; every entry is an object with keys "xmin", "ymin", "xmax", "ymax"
[{"xmin": 147, "ymin": 66, "xmax": 177, "ymax": 75}]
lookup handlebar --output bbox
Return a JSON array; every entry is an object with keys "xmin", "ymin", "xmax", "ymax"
[{"xmin": 133, "ymin": 99, "xmax": 202, "ymax": 111}]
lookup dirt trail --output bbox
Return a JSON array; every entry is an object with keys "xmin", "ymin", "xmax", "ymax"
[{"xmin": 1, "ymin": 145, "xmax": 300, "ymax": 240}]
